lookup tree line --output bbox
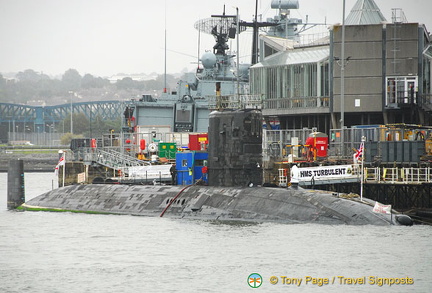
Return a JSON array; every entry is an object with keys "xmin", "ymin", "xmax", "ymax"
[
  {"xmin": 57, "ymin": 113, "xmax": 122, "ymax": 145},
  {"xmin": 0, "ymin": 68, "xmax": 179, "ymax": 105}
]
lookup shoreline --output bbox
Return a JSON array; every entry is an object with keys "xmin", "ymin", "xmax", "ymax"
[
  {"xmin": 0, "ymin": 168, "xmax": 55, "ymax": 173},
  {"xmin": 0, "ymin": 151, "xmax": 59, "ymax": 173}
]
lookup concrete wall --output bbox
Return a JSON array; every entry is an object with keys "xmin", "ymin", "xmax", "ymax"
[
  {"xmin": 332, "ymin": 24, "xmax": 384, "ymax": 113},
  {"xmin": 385, "ymin": 23, "xmax": 419, "ymax": 76},
  {"xmin": 332, "ymin": 23, "xmax": 421, "ymax": 114}
]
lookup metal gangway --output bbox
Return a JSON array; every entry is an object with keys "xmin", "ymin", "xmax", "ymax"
[{"xmin": 78, "ymin": 147, "xmax": 150, "ymax": 174}]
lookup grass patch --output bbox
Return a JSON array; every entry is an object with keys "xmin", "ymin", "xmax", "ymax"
[
  {"xmin": 17, "ymin": 205, "xmax": 113, "ymax": 215},
  {"xmin": 8, "ymin": 149, "xmax": 60, "ymax": 154}
]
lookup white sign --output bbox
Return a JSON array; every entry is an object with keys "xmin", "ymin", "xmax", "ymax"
[
  {"xmin": 297, "ymin": 165, "xmax": 356, "ymax": 182},
  {"xmin": 373, "ymin": 202, "xmax": 392, "ymax": 214},
  {"xmin": 128, "ymin": 164, "xmax": 172, "ymax": 179},
  {"xmin": 77, "ymin": 172, "xmax": 86, "ymax": 183},
  {"xmin": 355, "ymin": 99, "xmax": 361, "ymax": 107}
]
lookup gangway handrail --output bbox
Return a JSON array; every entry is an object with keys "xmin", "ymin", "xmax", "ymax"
[{"xmin": 77, "ymin": 147, "xmax": 150, "ymax": 173}]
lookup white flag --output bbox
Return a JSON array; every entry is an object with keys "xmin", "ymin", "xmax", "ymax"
[{"xmin": 373, "ymin": 201, "xmax": 392, "ymax": 214}]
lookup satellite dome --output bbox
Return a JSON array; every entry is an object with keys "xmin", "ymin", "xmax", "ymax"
[
  {"xmin": 238, "ymin": 64, "xmax": 251, "ymax": 79},
  {"xmin": 201, "ymin": 52, "xmax": 217, "ymax": 69}
]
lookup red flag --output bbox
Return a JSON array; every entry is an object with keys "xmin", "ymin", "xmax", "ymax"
[
  {"xmin": 54, "ymin": 154, "xmax": 65, "ymax": 175},
  {"xmin": 354, "ymin": 142, "xmax": 364, "ymax": 163},
  {"xmin": 373, "ymin": 201, "xmax": 392, "ymax": 214}
]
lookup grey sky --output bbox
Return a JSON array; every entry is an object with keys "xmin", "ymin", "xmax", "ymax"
[{"xmin": 0, "ymin": 0, "xmax": 430, "ymax": 77}]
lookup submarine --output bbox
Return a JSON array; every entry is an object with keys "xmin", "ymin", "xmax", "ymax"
[{"xmin": 21, "ymin": 109, "xmax": 413, "ymax": 226}]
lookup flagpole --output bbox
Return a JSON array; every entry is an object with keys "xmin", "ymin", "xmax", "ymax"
[
  {"xmin": 360, "ymin": 136, "xmax": 365, "ymax": 201},
  {"xmin": 62, "ymin": 152, "xmax": 66, "ymax": 187},
  {"xmin": 390, "ymin": 209, "xmax": 393, "ymax": 224}
]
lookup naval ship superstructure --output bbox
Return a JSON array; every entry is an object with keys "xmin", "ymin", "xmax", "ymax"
[
  {"xmin": 129, "ymin": 0, "xmax": 321, "ymax": 139},
  {"xmin": 132, "ymin": 8, "xmax": 252, "ymax": 134}
]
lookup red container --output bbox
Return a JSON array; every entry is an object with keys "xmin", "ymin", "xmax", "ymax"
[
  {"xmin": 188, "ymin": 133, "xmax": 208, "ymax": 150},
  {"xmin": 140, "ymin": 139, "xmax": 146, "ymax": 151},
  {"xmin": 306, "ymin": 132, "xmax": 328, "ymax": 158}
]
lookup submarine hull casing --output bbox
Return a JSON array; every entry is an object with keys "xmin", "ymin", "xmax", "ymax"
[{"xmin": 22, "ymin": 184, "xmax": 402, "ymax": 225}]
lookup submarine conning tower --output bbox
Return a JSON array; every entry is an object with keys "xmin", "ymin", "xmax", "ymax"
[{"xmin": 207, "ymin": 109, "xmax": 263, "ymax": 187}]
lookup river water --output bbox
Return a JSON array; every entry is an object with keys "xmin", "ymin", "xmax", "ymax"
[{"xmin": 0, "ymin": 172, "xmax": 431, "ymax": 292}]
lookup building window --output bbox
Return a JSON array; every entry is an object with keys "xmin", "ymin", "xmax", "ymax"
[{"xmin": 386, "ymin": 76, "xmax": 418, "ymax": 106}]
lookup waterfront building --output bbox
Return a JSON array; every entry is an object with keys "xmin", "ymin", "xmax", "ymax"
[{"xmin": 250, "ymin": 0, "xmax": 432, "ymax": 134}]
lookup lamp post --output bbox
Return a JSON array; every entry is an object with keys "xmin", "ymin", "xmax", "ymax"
[
  {"xmin": 71, "ymin": 99, "xmax": 73, "ymax": 135},
  {"xmin": 236, "ymin": 6, "xmax": 240, "ymax": 100},
  {"xmin": 89, "ymin": 105, "xmax": 92, "ymax": 137},
  {"xmin": 69, "ymin": 91, "xmax": 74, "ymax": 134},
  {"xmin": 47, "ymin": 124, "xmax": 51, "ymax": 147},
  {"xmin": 12, "ymin": 120, "xmax": 15, "ymax": 141},
  {"xmin": 360, "ymin": 136, "xmax": 366, "ymax": 201},
  {"xmin": 340, "ymin": 0, "xmax": 346, "ymax": 158},
  {"xmin": 8, "ymin": 119, "xmax": 11, "ymax": 142}
]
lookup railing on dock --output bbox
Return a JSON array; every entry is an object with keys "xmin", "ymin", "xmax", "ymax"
[
  {"xmin": 278, "ymin": 166, "xmax": 432, "ymax": 186},
  {"xmin": 264, "ymin": 96, "xmax": 330, "ymax": 110},
  {"xmin": 363, "ymin": 167, "xmax": 432, "ymax": 184}
]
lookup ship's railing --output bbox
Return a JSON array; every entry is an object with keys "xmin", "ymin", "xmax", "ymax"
[
  {"xmin": 207, "ymin": 94, "xmax": 263, "ymax": 110},
  {"xmin": 295, "ymin": 32, "xmax": 330, "ymax": 48},
  {"xmin": 263, "ymin": 96, "xmax": 330, "ymax": 110}
]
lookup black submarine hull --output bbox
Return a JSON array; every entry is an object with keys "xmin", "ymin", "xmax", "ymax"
[{"xmin": 21, "ymin": 184, "xmax": 407, "ymax": 225}]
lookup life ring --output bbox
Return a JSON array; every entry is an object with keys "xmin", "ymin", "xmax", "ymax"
[{"xmin": 148, "ymin": 143, "xmax": 158, "ymax": 153}]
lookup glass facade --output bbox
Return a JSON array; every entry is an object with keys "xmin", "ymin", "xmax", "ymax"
[{"xmin": 250, "ymin": 60, "xmax": 330, "ymax": 110}]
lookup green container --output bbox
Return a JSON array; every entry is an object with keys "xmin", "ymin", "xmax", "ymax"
[{"xmin": 158, "ymin": 142, "xmax": 177, "ymax": 159}]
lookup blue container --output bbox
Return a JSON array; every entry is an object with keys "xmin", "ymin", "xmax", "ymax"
[{"xmin": 176, "ymin": 151, "xmax": 208, "ymax": 185}]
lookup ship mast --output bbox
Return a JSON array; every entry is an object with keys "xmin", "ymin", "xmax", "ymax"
[{"xmin": 163, "ymin": 0, "xmax": 167, "ymax": 93}]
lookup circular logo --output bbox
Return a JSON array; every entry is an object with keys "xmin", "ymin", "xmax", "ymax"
[{"xmin": 248, "ymin": 273, "xmax": 263, "ymax": 288}]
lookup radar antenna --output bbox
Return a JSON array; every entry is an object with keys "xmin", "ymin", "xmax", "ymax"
[{"xmin": 194, "ymin": 5, "xmax": 246, "ymax": 55}]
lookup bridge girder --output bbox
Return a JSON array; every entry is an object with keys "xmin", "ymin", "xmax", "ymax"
[{"xmin": 0, "ymin": 101, "xmax": 125, "ymax": 127}]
